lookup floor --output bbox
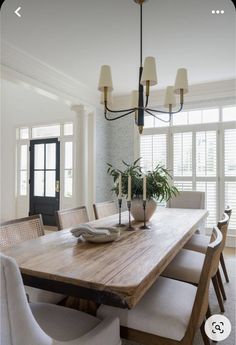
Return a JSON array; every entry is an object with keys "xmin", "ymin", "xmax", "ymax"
[{"xmin": 123, "ymin": 248, "xmax": 236, "ymax": 345}]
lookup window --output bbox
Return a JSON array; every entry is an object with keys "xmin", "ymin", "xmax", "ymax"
[
  {"xmin": 140, "ymin": 134, "xmax": 166, "ymax": 171},
  {"xmin": 19, "ymin": 145, "xmax": 28, "ymax": 195},
  {"xmin": 32, "ymin": 124, "xmax": 60, "ymax": 138},
  {"xmin": 222, "ymin": 106, "xmax": 236, "ymax": 122},
  {"xmin": 139, "ymin": 105, "xmax": 236, "ymax": 232},
  {"xmin": 64, "ymin": 142, "xmax": 73, "ymax": 197},
  {"xmin": 20, "ymin": 128, "xmax": 29, "ymax": 139},
  {"xmin": 64, "ymin": 123, "xmax": 73, "ymax": 136}
]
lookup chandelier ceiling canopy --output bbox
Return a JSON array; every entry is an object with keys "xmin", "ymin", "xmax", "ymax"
[{"xmin": 98, "ymin": 0, "xmax": 189, "ymax": 134}]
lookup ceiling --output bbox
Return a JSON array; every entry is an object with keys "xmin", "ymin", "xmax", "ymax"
[{"xmin": 1, "ymin": 0, "xmax": 236, "ymax": 94}]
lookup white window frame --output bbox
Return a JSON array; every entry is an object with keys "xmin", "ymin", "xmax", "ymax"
[{"xmin": 136, "ymin": 105, "xmax": 236, "ymax": 234}]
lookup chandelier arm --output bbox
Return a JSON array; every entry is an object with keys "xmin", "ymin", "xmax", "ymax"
[
  {"xmin": 105, "ymin": 102, "xmax": 136, "ymax": 114},
  {"xmin": 145, "ymin": 95, "xmax": 149, "ymax": 108},
  {"xmin": 104, "ymin": 109, "xmax": 136, "ymax": 121},
  {"xmin": 145, "ymin": 109, "xmax": 171, "ymax": 123},
  {"xmin": 146, "ymin": 103, "xmax": 183, "ymax": 114}
]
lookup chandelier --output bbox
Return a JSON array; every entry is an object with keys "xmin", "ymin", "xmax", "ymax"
[{"xmin": 98, "ymin": 0, "xmax": 189, "ymax": 134}]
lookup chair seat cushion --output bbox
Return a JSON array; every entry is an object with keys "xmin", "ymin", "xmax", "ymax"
[
  {"xmin": 97, "ymin": 276, "xmax": 197, "ymax": 341},
  {"xmin": 30, "ymin": 302, "xmax": 100, "ymax": 341},
  {"xmin": 161, "ymin": 249, "xmax": 205, "ymax": 284},
  {"xmin": 184, "ymin": 234, "xmax": 210, "ymax": 253}
]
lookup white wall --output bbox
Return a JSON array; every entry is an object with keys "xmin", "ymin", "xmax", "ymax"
[{"xmin": 0, "ymin": 79, "xmax": 111, "ymax": 221}]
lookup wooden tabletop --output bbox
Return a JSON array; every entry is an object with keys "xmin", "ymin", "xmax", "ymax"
[{"xmin": 1, "ymin": 207, "xmax": 208, "ymax": 309}]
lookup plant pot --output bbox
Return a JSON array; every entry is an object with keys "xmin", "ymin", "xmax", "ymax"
[{"xmin": 130, "ymin": 198, "xmax": 157, "ymax": 222}]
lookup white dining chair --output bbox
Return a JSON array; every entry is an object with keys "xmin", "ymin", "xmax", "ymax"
[
  {"xmin": 184, "ymin": 207, "xmax": 232, "ymax": 283},
  {"xmin": 97, "ymin": 227, "xmax": 223, "ymax": 345},
  {"xmin": 167, "ymin": 191, "xmax": 205, "ymax": 209},
  {"xmin": 161, "ymin": 213, "xmax": 229, "ymax": 313},
  {"xmin": 0, "ymin": 254, "xmax": 121, "ymax": 345},
  {"xmin": 167, "ymin": 191, "xmax": 205, "ymax": 233}
]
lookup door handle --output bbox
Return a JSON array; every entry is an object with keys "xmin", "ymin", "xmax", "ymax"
[{"xmin": 55, "ymin": 180, "xmax": 60, "ymax": 193}]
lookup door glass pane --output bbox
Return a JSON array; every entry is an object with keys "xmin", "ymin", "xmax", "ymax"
[
  {"xmin": 34, "ymin": 171, "xmax": 44, "ymax": 196},
  {"xmin": 46, "ymin": 143, "xmax": 56, "ymax": 169},
  {"xmin": 64, "ymin": 170, "xmax": 72, "ymax": 197},
  {"xmin": 46, "ymin": 171, "xmax": 56, "ymax": 197},
  {"xmin": 20, "ymin": 171, "xmax": 27, "ymax": 196},
  {"xmin": 20, "ymin": 145, "xmax": 27, "ymax": 170},
  {"xmin": 65, "ymin": 142, "xmax": 73, "ymax": 169},
  {"xmin": 34, "ymin": 144, "xmax": 44, "ymax": 169}
]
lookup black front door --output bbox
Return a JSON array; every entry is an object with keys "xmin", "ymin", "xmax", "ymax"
[{"xmin": 29, "ymin": 138, "xmax": 60, "ymax": 226}]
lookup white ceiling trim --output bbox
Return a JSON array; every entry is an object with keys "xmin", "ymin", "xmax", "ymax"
[{"xmin": 1, "ymin": 41, "xmax": 99, "ymax": 110}]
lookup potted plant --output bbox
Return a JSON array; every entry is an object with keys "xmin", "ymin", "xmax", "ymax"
[{"xmin": 107, "ymin": 158, "xmax": 178, "ymax": 221}]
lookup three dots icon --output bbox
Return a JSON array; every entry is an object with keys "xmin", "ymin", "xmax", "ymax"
[{"xmin": 212, "ymin": 10, "xmax": 224, "ymax": 14}]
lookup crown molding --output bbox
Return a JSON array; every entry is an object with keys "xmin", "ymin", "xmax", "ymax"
[
  {"xmin": 112, "ymin": 79, "xmax": 236, "ymax": 109},
  {"xmin": 1, "ymin": 41, "xmax": 99, "ymax": 111}
]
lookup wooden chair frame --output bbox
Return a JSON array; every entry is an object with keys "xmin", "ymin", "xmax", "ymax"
[
  {"xmin": 220, "ymin": 207, "xmax": 232, "ymax": 283},
  {"xmin": 55, "ymin": 206, "xmax": 89, "ymax": 230},
  {"xmin": 121, "ymin": 227, "xmax": 223, "ymax": 345},
  {"xmin": 93, "ymin": 201, "xmax": 117, "ymax": 220}
]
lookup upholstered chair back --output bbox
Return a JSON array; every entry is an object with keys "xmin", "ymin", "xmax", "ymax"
[
  {"xmin": 0, "ymin": 254, "xmax": 51, "ymax": 345},
  {"xmin": 186, "ymin": 227, "xmax": 223, "ymax": 341},
  {"xmin": 167, "ymin": 191, "xmax": 205, "ymax": 209}
]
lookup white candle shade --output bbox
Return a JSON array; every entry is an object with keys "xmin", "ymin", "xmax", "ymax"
[
  {"xmin": 100, "ymin": 91, "xmax": 113, "ymax": 106},
  {"xmin": 127, "ymin": 175, "xmax": 132, "ymax": 201},
  {"xmin": 174, "ymin": 68, "xmax": 188, "ymax": 94},
  {"xmin": 98, "ymin": 65, "xmax": 113, "ymax": 92},
  {"xmin": 141, "ymin": 57, "xmax": 158, "ymax": 86},
  {"xmin": 131, "ymin": 90, "xmax": 139, "ymax": 108},
  {"xmin": 143, "ymin": 175, "xmax": 147, "ymax": 201},
  {"xmin": 118, "ymin": 173, "xmax": 122, "ymax": 199},
  {"xmin": 164, "ymin": 86, "xmax": 176, "ymax": 108}
]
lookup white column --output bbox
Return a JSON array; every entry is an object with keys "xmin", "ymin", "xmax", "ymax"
[
  {"xmin": 71, "ymin": 105, "xmax": 95, "ymax": 220},
  {"xmin": 71, "ymin": 104, "xmax": 88, "ymax": 208}
]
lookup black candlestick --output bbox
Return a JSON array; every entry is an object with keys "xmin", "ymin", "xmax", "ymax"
[
  {"xmin": 140, "ymin": 200, "xmax": 151, "ymax": 229},
  {"xmin": 127, "ymin": 200, "xmax": 135, "ymax": 230},
  {"xmin": 115, "ymin": 198, "xmax": 126, "ymax": 227}
]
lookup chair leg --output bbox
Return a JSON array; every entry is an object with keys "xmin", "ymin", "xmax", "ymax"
[
  {"xmin": 216, "ymin": 269, "xmax": 227, "ymax": 301},
  {"xmin": 212, "ymin": 276, "xmax": 225, "ymax": 313},
  {"xmin": 206, "ymin": 305, "xmax": 212, "ymax": 319},
  {"xmin": 200, "ymin": 322, "xmax": 211, "ymax": 345},
  {"xmin": 220, "ymin": 253, "xmax": 229, "ymax": 283}
]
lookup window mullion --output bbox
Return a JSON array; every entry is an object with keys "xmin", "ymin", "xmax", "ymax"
[{"xmin": 192, "ymin": 130, "xmax": 196, "ymax": 190}]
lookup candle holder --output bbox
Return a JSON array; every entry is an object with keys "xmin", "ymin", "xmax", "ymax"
[
  {"xmin": 127, "ymin": 200, "xmax": 135, "ymax": 230},
  {"xmin": 115, "ymin": 199, "xmax": 126, "ymax": 227},
  {"xmin": 140, "ymin": 200, "xmax": 151, "ymax": 229}
]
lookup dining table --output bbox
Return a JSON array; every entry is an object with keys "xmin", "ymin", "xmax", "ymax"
[{"xmin": 1, "ymin": 207, "xmax": 208, "ymax": 309}]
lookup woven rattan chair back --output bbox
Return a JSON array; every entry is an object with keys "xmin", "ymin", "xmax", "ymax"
[
  {"xmin": 0, "ymin": 215, "xmax": 44, "ymax": 249},
  {"xmin": 55, "ymin": 206, "xmax": 89, "ymax": 230},
  {"xmin": 93, "ymin": 201, "xmax": 118, "ymax": 220}
]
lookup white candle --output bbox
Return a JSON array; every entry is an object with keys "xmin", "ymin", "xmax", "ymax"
[
  {"xmin": 143, "ymin": 175, "xmax": 147, "ymax": 201},
  {"xmin": 127, "ymin": 175, "xmax": 131, "ymax": 201},
  {"xmin": 118, "ymin": 173, "xmax": 122, "ymax": 199}
]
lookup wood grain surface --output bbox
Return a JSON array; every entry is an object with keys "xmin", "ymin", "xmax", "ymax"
[{"xmin": 1, "ymin": 207, "xmax": 208, "ymax": 308}]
